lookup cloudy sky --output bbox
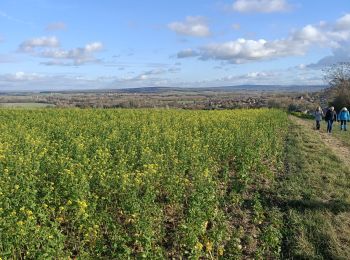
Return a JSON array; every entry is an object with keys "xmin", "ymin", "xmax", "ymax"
[{"xmin": 0, "ymin": 0, "xmax": 350, "ymax": 91}]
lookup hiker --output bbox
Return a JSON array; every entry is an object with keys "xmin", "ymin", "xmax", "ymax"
[
  {"xmin": 324, "ymin": 106, "xmax": 337, "ymax": 133},
  {"xmin": 337, "ymin": 107, "xmax": 350, "ymax": 131},
  {"xmin": 314, "ymin": 106, "xmax": 324, "ymax": 130}
]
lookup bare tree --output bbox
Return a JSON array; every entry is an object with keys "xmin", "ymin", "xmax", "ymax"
[
  {"xmin": 323, "ymin": 62, "xmax": 350, "ymax": 91},
  {"xmin": 323, "ymin": 62, "xmax": 350, "ymax": 110}
]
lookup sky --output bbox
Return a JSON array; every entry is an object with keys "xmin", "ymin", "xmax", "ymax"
[{"xmin": 0, "ymin": 0, "xmax": 350, "ymax": 91}]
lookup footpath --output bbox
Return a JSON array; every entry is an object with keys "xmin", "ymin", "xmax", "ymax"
[
  {"xmin": 290, "ymin": 116, "xmax": 350, "ymax": 169},
  {"xmin": 279, "ymin": 116, "xmax": 350, "ymax": 259}
]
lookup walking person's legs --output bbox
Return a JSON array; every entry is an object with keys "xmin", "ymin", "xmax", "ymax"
[
  {"xmin": 327, "ymin": 120, "xmax": 330, "ymax": 132},
  {"xmin": 316, "ymin": 120, "xmax": 320, "ymax": 130},
  {"xmin": 330, "ymin": 120, "xmax": 334, "ymax": 133},
  {"xmin": 327, "ymin": 120, "xmax": 334, "ymax": 133}
]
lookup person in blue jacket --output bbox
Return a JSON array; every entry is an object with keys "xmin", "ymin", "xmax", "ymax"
[{"xmin": 338, "ymin": 107, "xmax": 350, "ymax": 131}]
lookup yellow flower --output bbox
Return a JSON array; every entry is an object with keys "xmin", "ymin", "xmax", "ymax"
[
  {"xmin": 56, "ymin": 217, "xmax": 64, "ymax": 222},
  {"xmin": 203, "ymin": 168, "xmax": 210, "ymax": 178},
  {"xmin": 205, "ymin": 241, "xmax": 213, "ymax": 252},
  {"xmin": 78, "ymin": 200, "xmax": 88, "ymax": 209},
  {"xmin": 202, "ymin": 221, "xmax": 208, "ymax": 232},
  {"xmin": 78, "ymin": 200, "xmax": 88, "ymax": 214},
  {"xmin": 195, "ymin": 241, "xmax": 203, "ymax": 251},
  {"xmin": 218, "ymin": 246, "xmax": 224, "ymax": 256}
]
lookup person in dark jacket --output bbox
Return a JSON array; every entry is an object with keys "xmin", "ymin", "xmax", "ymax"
[
  {"xmin": 337, "ymin": 107, "xmax": 350, "ymax": 131},
  {"xmin": 325, "ymin": 106, "xmax": 337, "ymax": 133}
]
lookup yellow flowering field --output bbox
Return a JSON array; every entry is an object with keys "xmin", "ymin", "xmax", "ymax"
[{"xmin": 0, "ymin": 108, "xmax": 287, "ymax": 258}]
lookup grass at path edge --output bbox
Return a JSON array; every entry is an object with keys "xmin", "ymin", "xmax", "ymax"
[{"xmin": 277, "ymin": 117, "xmax": 350, "ymax": 259}]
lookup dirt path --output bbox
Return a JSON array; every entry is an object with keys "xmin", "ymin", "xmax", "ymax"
[{"xmin": 290, "ymin": 116, "xmax": 350, "ymax": 169}]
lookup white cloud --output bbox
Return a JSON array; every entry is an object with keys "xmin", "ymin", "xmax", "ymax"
[
  {"xmin": 246, "ymin": 71, "xmax": 269, "ymax": 78},
  {"xmin": 196, "ymin": 37, "xmax": 307, "ymax": 63},
  {"xmin": 45, "ymin": 22, "xmax": 67, "ymax": 31},
  {"xmin": 40, "ymin": 60, "xmax": 72, "ymax": 66},
  {"xmin": 213, "ymin": 67, "xmax": 323, "ymax": 86},
  {"xmin": 18, "ymin": 36, "xmax": 60, "ymax": 52},
  {"xmin": 177, "ymin": 48, "xmax": 199, "ymax": 58},
  {"xmin": 178, "ymin": 13, "xmax": 350, "ymax": 64},
  {"xmin": 0, "ymin": 66, "xmax": 322, "ymax": 91},
  {"xmin": 305, "ymin": 13, "xmax": 350, "ymax": 68},
  {"xmin": 5, "ymin": 71, "xmax": 42, "ymax": 81},
  {"xmin": 128, "ymin": 67, "xmax": 180, "ymax": 82},
  {"xmin": 293, "ymin": 25, "xmax": 325, "ymax": 43},
  {"xmin": 40, "ymin": 42, "xmax": 104, "ymax": 65},
  {"xmin": 18, "ymin": 36, "xmax": 104, "ymax": 66},
  {"xmin": 143, "ymin": 69, "xmax": 166, "ymax": 75},
  {"xmin": 85, "ymin": 42, "xmax": 103, "ymax": 52},
  {"xmin": 232, "ymin": 0, "xmax": 291, "ymax": 13},
  {"xmin": 200, "ymin": 39, "xmax": 271, "ymax": 63},
  {"xmin": 307, "ymin": 46, "xmax": 350, "ymax": 68},
  {"xmin": 335, "ymin": 14, "xmax": 350, "ymax": 30},
  {"xmin": 0, "ymin": 72, "xmax": 111, "ymax": 91},
  {"xmin": 51, "ymin": 42, "xmax": 104, "ymax": 65},
  {"xmin": 168, "ymin": 16, "xmax": 210, "ymax": 37}
]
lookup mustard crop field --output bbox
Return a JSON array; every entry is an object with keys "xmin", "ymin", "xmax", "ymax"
[{"xmin": 0, "ymin": 109, "xmax": 288, "ymax": 258}]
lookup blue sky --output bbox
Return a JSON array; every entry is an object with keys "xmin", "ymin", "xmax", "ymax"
[{"xmin": 0, "ymin": 0, "xmax": 350, "ymax": 91}]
